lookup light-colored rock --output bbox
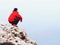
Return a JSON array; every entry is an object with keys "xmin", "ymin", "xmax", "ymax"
[{"xmin": 0, "ymin": 23, "xmax": 37, "ymax": 45}]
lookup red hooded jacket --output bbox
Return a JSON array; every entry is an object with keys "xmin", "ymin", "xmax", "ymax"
[{"xmin": 8, "ymin": 11, "xmax": 22, "ymax": 22}]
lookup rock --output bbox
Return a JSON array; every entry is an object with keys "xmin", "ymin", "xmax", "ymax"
[{"xmin": 0, "ymin": 23, "xmax": 37, "ymax": 45}]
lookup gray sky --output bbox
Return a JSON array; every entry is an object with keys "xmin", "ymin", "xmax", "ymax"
[{"xmin": 0, "ymin": 0, "xmax": 60, "ymax": 45}]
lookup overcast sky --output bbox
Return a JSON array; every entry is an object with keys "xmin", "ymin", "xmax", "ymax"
[{"xmin": 0, "ymin": 0, "xmax": 60, "ymax": 45}]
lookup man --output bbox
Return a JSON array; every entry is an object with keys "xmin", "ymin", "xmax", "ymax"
[{"xmin": 8, "ymin": 8, "xmax": 22, "ymax": 27}]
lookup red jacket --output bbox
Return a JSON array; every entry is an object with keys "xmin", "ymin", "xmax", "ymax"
[{"xmin": 8, "ymin": 11, "xmax": 22, "ymax": 22}]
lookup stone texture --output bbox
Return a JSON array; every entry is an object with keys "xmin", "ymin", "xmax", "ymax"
[{"xmin": 0, "ymin": 23, "xmax": 37, "ymax": 45}]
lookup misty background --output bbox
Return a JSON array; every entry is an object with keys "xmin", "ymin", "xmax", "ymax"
[{"xmin": 0, "ymin": 0, "xmax": 60, "ymax": 45}]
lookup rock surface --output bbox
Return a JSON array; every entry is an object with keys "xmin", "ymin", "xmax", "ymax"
[{"xmin": 0, "ymin": 23, "xmax": 37, "ymax": 45}]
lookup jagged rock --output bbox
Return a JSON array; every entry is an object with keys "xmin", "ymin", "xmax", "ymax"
[{"xmin": 0, "ymin": 23, "xmax": 37, "ymax": 45}]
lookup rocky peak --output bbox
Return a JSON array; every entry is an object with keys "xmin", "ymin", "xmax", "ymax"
[{"xmin": 0, "ymin": 23, "xmax": 37, "ymax": 45}]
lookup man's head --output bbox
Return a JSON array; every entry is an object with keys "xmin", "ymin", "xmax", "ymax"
[{"xmin": 13, "ymin": 8, "xmax": 18, "ymax": 11}]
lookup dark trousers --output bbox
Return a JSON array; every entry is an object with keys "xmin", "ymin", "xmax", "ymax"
[{"xmin": 9, "ymin": 18, "xmax": 20, "ymax": 25}]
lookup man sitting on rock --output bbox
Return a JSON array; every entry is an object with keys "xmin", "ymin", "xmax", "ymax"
[{"xmin": 8, "ymin": 8, "xmax": 22, "ymax": 27}]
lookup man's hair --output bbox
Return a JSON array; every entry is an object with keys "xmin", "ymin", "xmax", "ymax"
[{"xmin": 13, "ymin": 8, "xmax": 18, "ymax": 11}]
